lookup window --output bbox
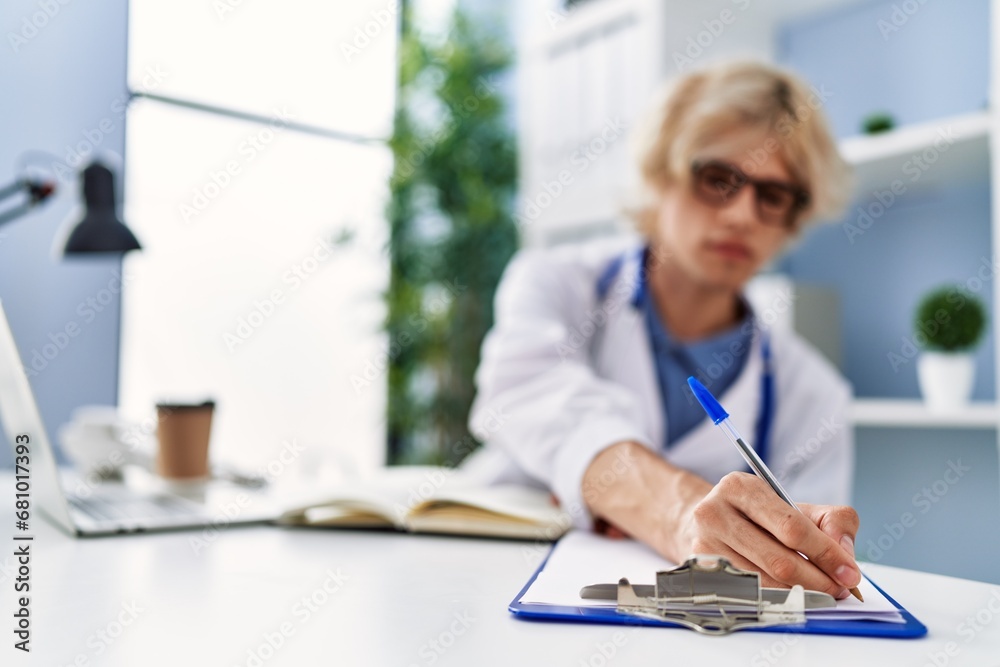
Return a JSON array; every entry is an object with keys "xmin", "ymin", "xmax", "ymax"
[{"xmin": 120, "ymin": 0, "xmax": 398, "ymax": 477}]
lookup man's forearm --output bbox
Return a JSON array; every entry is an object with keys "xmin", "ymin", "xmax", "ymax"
[{"xmin": 581, "ymin": 441, "xmax": 713, "ymax": 561}]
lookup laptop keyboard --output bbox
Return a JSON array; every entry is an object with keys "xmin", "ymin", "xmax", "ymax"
[{"xmin": 68, "ymin": 487, "xmax": 203, "ymax": 522}]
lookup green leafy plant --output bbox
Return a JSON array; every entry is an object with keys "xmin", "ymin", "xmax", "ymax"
[
  {"xmin": 861, "ymin": 112, "xmax": 895, "ymax": 134},
  {"xmin": 914, "ymin": 286, "xmax": 987, "ymax": 352},
  {"xmin": 385, "ymin": 5, "xmax": 518, "ymax": 465}
]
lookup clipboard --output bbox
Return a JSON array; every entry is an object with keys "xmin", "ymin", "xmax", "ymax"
[{"xmin": 509, "ymin": 541, "xmax": 928, "ymax": 638}]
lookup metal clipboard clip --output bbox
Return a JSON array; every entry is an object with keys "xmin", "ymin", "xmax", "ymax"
[{"xmin": 580, "ymin": 554, "xmax": 836, "ymax": 636}]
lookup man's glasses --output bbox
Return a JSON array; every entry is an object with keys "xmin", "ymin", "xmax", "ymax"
[{"xmin": 690, "ymin": 160, "xmax": 810, "ymax": 228}]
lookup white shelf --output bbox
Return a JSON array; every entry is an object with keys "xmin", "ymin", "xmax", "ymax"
[
  {"xmin": 851, "ymin": 398, "xmax": 999, "ymax": 429},
  {"xmin": 839, "ymin": 111, "xmax": 991, "ymax": 196}
]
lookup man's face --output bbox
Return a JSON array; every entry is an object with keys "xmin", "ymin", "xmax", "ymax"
[{"xmin": 653, "ymin": 132, "xmax": 803, "ymax": 292}]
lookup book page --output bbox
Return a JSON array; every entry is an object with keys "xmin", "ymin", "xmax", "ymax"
[
  {"xmin": 412, "ymin": 484, "xmax": 570, "ymax": 523},
  {"xmin": 519, "ymin": 531, "xmax": 905, "ymax": 623},
  {"xmin": 280, "ymin": 466, "xmax": 460, "ymax": 526},
  {"xmin": 405, "ymin": 483, "xmax": 571, "ymax": 539}
]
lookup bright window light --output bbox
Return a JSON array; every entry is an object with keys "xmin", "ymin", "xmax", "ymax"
[
  {"xmin": 121, "ymin": 2, "xmax": 397, "ymax": 479},
  {"xmin": 128, "ymin": 0, "xmax": 398, "ymax": 138}
]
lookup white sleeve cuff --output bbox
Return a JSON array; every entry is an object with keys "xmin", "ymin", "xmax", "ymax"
[{"xmin": 551, "ymin": 419, "xmax": 655, "ymax": 530}]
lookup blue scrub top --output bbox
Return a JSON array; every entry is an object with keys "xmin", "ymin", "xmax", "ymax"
[
  {"xmin": 634, "ymin": 257, "xmax": 754, "ymax": 448},
  {"xmin": 596, "ymin": 246, "xmax": 758, "ymax": 450}
]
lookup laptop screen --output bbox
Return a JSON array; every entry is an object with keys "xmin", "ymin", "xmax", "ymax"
[{"xmin": 0, "ymin": 300, "xmax": 76, "ymax": 534}]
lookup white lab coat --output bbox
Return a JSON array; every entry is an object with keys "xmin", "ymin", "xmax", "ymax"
[{"xmin": 464, "ymin": 236, "xmax": 854, "ymax": 529}]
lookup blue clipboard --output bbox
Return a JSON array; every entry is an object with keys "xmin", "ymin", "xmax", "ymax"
[{"xmin": 509, "ymin": 541, "xmax": 928, "ymax": 638}]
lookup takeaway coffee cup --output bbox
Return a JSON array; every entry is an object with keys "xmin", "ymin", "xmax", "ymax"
[{"xmin": 155, "ymin": 400, "xmax": 215, "ymax": 480}]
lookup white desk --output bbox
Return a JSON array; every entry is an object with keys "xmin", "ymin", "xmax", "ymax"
[{"xmin": 3, "ymin": 474, "xmax": 1000, "ymax": 667}]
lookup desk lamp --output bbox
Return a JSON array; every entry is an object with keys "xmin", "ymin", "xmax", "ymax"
[{"xmin": 0, "ymin": 159, "xmax": 141, "ymax": 254}]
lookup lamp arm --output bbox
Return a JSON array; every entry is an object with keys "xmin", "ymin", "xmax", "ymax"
[
  {"xmin": 0, "ymin": 179, "xmax": 26, "ymax": 201},
  {"xmin": 0, "ymin": 177, "xmax": 57, "ymax": 228},
  {"xmin": 0, "ymin": 203, "xmax": 35, "ymax": 227}
]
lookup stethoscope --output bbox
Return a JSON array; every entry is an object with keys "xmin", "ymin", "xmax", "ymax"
[{"xmin": 595, "ymin": 247, "xmax": 775, "ymax": 467}]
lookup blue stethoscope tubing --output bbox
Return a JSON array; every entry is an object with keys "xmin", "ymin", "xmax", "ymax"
[{"xmin": 595, "ymin": 248, "xmax": 775, "ymax": 467}]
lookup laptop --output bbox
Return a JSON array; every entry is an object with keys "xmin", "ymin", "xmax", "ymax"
[{"xmin": 0, "ymin": 300, "xmax": 279, "ymax": 536}]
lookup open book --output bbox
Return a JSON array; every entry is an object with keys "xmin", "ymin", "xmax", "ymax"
[{"xmin": 278, "ymin": 467, "xmax": 571, "ymax": 541}]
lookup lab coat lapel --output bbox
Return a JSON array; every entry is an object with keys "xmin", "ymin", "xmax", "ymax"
[
  {"xmin": 665, "ymin": 331, "xmax": 765, "ymax": 477},
  {"xmin": 592, "ymin": 249, "xmax": 664, "ymax": 447}
]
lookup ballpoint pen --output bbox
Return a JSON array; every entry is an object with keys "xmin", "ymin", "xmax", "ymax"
[{"xmin": 687, "ymin": 376, "xmax": 864, "ymax": 603}]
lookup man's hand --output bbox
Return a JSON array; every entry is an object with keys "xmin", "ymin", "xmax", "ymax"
[
  {"xmin": 677, "ymin": 472, "xmax": 861, "ymax": 599},
  {"xmin": 582, "ymin": 442, "xmax": 861, "ymax": 600}
]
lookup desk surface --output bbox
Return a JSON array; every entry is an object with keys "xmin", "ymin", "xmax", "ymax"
[{"xmin": 4, "ymin": 474, "xmax": 1000, "ymax": 667}]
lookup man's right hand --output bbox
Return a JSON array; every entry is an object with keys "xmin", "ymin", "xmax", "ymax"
[{"xmin": 582, "ymin": 441, "xmax": 861, "ymax": 599}]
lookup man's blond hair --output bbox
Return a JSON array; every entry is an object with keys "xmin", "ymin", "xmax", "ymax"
[{"xmin": 630, "ymin": 60, "xmax": 852, "ymax": 235}]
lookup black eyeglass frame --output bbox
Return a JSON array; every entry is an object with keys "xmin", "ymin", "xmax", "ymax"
[{"xmin": 690, "ymin": 159, "xmax": 811, "ymax": 229}]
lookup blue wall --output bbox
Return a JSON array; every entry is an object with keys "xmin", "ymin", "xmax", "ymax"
[
  {"xmin": 779, "ymin": 0, "xmax": 1000, "ymax": 583},
  {"xmin": 779, "ymin": 0, "xmax": 990, "ymax": 139},
  {"xmin": 0, "ymin": 0, "xmax": 127, "ymax": 466},
  {"xmin": 780, "ymin": 182, "xmax": 995, "ymax": 401},
  {"xmin": 855, "ymin": 427, "xmax": 1000, "ymax": 583}
]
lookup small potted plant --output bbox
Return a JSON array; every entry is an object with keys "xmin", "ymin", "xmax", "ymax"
[
  {"xmin": 861, "ymin": 112, "xmax": 896, "ymax": 134},
  {"xmin": 914, "ymin": 286, "xmax": 988, "ymax": 409}
]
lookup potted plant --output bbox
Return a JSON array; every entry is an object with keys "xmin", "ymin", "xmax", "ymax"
[
  {"xmin": 385, "ymin": 7, "xmax": 518, "ymax": 465},
  {"xmin": 914, "ymin": 286, "xmax": 988, "ymax": 409}
]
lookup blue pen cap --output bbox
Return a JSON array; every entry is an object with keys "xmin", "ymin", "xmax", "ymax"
[{"xmin": 687, "ymin": 376, "xmax": 729, "ymax": 425}]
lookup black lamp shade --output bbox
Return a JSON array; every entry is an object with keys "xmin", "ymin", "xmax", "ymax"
[{"xmin": 64, "ymin": 162, "xmax": 141, "ymax": 254}]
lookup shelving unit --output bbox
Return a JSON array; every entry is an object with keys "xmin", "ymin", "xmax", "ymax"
[
  {"xmin": 852, "ymin": 399, "xmax": 1000, "ymax": 429},
  {"xmin": 841, "ymin": 108, "xmax": 998, "ymax": 428},
  {"xmin": 840, "ymin": 111, "xmax": 991, "ymax": 196}
]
